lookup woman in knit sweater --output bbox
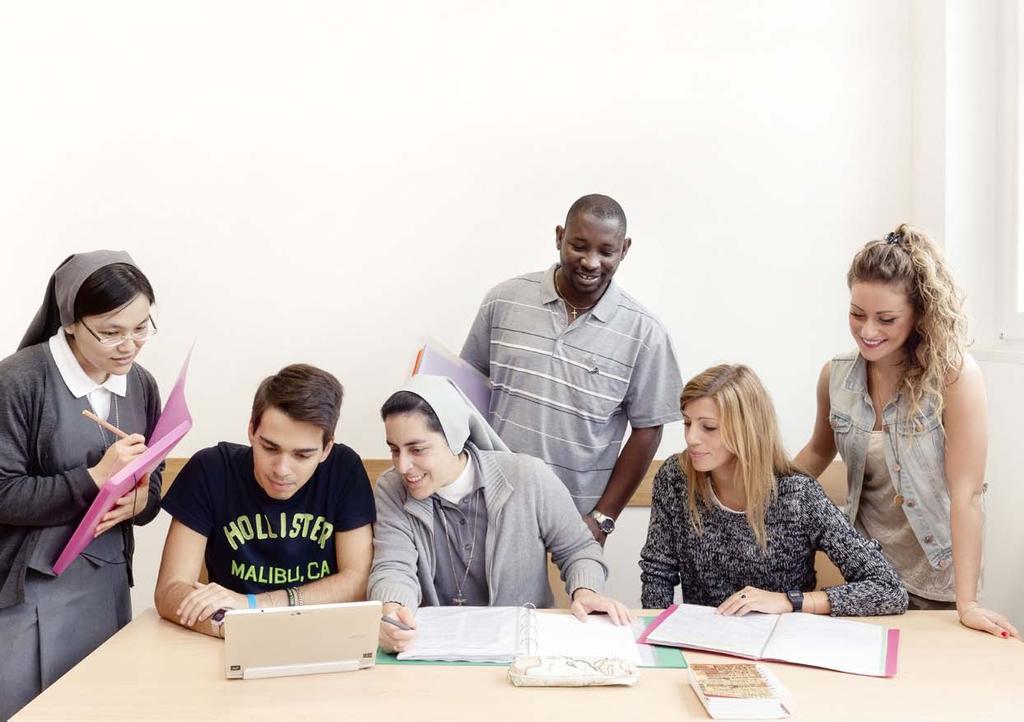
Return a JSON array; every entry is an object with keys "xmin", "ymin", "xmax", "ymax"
[{"xmin": 640, "ymin": 364, "xmax": 907, "ymax": 617}]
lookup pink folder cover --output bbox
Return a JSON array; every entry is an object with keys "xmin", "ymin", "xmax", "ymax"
[
  {"xmin": 52, "ymin": 350, "xmax": 194, "ymax": 575},
  {"xmin": 412, "ymin": 341, "xmax": 491, "ymax": 418}
]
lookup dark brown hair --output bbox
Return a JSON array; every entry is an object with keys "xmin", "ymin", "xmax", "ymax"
[
  {"xmin": 250, "ymin": 364, "xmax": 344, "ymax": 446},
  {"xmin": 380, "ymin": 390, "xmax": 443, "ymax": 434}
]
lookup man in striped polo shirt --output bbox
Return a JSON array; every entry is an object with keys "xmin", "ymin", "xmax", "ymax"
[{"xmin": 460, "ymin": 194, "xmax": 682, "ymax": 544}]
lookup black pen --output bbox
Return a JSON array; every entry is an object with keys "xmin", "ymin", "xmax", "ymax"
[{"xmin": 381, "ymin": 615, "xmax": 413, "ymax": 631}]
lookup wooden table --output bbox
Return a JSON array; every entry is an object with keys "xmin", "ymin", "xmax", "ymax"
[{"xmin": 13, "ymin": 609, "xmax": 1023, "ymax": 721}]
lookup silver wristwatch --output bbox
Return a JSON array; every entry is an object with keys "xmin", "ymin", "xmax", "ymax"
[{"xmin": 589, "ymin": 509, "xmax": 616, "ymax": 535}]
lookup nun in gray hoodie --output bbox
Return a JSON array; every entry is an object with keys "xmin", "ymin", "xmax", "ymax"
[{"xmin": 370, "ymin": 374, "xmax": 631, "ymax": 653}]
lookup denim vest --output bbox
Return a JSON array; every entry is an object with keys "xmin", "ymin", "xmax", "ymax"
[{"xmin": 828, "ymin": 351, "xmax": 953, "ymax": 571}]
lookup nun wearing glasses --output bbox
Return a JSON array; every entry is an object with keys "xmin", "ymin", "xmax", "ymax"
[{"xmin": 0, "ymin": 251, "xmax": 164, "ymax": 719}]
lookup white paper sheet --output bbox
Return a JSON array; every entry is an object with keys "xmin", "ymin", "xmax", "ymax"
[
  {"xmin": 533, "ymin": 613, "xmax": 642, "ymax": 664},
  {"xmin": 645, "ymin": 604, "xmax": 778, "ymax": 658},
  {"xmin": 763, "ymin": 612, "xmax": 887, "ymax": 676}
]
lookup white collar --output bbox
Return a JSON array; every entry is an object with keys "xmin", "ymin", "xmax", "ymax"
[
  {"xmin": 48, "ymin": 331, "xmax": 127, "ymax": 399},
  {"xmin": 436, "ymin": 454, "xmax": 477, "ymax": 504}
]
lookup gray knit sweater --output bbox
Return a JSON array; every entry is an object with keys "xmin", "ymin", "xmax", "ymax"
[
  {"xmin": 0, "ymin": 344, "xmax": 164, "ymax": 608},
  {"xmin": 368, "ymin": 444, "xmax": 607, "ymax": 610},
  {"xmin": 639, "ymin": 455, "xmax": 907, "ymax": 616}
]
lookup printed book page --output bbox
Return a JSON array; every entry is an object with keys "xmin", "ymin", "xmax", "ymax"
[
  {"xmin": 762, "ymin": 612, "xmax": 888, "ymax": 676},
  {"xmin": 646, "ymin": 604, "xmax": 778, "ymax": 658},
  {"xmin": 398, "ymin": 607, "xmax": 519, "ymax": 662}
]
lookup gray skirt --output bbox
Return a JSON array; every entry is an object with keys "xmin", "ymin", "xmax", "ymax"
[{"xmin": 0, "ymin": 556, "xmax": 130, "ymax": 720}]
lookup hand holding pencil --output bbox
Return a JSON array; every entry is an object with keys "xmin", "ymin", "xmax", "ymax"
[{"xmin": 82, "ymin": 409, "xmax": 148, "ymax": 489}]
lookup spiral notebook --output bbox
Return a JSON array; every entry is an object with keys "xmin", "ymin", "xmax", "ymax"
[
  {"xmin": 396, "ymin": 606, "xmax": 642, "ymax": 665},
  {"xmin": 688, "ymin": 663, "xmax": 792, "ymax": 719}
]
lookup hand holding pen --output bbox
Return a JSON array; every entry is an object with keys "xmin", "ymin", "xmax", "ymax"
[{"xmin": 379, "ymin": 603, "xmax": 417, "ymax": 653}]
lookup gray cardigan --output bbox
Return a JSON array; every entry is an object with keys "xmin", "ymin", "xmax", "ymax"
[
  {"xmin": 368, "ymin": 444, "xmax": 607, "ymax": 610},
  {"xmin": 0, "ymin": 343, "xmax": 164, "ymax": 609}
]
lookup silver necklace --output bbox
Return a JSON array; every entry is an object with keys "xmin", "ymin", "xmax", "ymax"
[
  {"xmin": 92, "ymin": 395, "xmax": 120, "ymax": 448},
  {"xmin": 437, "ymin": 487, "xmax": 482, "ymax": 606},
  {"xmin": 88, "ymin": 396, "xmax": 139, "ymax": 529}
]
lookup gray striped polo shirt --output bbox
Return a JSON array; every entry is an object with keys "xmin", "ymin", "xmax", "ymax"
[{"xmin": 460, "ymin": 264, "xmax": 682, "ymax": 513}]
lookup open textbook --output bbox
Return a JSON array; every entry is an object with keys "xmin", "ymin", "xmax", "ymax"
[
  {"xmin": 639, "ymin": 603, "xmax": 899, "ymax": 677},
  {"xmin": 397, "ymin": 606, "xmax": 642, "ymax": 666}
]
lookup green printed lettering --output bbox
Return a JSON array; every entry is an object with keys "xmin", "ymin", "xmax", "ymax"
[
  {"xmin": 280, "ymin": 512, "xmax": 288, "ymax": 537},
  {"xmin": 307, "ymin": 560, "xmax": 321, "ymax": 580},
  {"xmin": 273, "ymin": 567, "xmax": 287, "ymax": 585},
  {"xmin": 289, "ymin": 566, "xmax": 301, "ymax": 583},
  {"xmin": 231, "ymin": 560, "xmax": 246, "ymax": 578},
  {"xmin": 318, "ymin": 521, "xmax": 334, "ymax": 549},
  {"xmin": 237, "ymin": 515, "xmax": 255, "ymax": 541},
  {"xmin": 290, "ymin": 515, "xmax": 302, "ymax": 538},
  {"xmin": 310, "ymin": 516, "xmax": 323, "ymax": 542},
  {"xmin": 255, "ymin": 514, "xmax": 268, "ymax": 540},
  {"xmin": 244, "ymin": 566, "xmax": 258, "ymax": 582},
  {"xmin": 223, "ymin": 521, "xmax": 245, "ymax": 551},
  {"xmin": 299, "ymin": 513, "xmax": 313, "ymax": 538},
  {"xmin": 264, "ymin": 515, "xmax": 278, "ymax": 539}
]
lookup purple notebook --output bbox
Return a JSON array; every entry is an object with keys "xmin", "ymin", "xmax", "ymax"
[{"xmin": 412, "ymin": 341, "xmax": 491, "ymax": 418}]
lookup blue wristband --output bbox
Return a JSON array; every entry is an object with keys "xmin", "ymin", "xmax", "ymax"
[{"xmin": 247, "ymin": 594, "xmax": 257, "ymax": 609}]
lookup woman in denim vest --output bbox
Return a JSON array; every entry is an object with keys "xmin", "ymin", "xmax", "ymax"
[{"xmin": 796, "ymin": 225, "xmax": 1018, "ymax": 639}]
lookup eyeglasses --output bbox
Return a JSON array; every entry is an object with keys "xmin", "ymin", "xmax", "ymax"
[{"xmin": 79, "ymin": 316, "xmax": 159, "ymax": 347}]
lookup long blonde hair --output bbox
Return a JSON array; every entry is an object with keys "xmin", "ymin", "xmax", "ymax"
[
  {"xmin": 680, "ymin": 364, "xmax": 799, "ymax": 549},
  {"xmin": 847, "ymin": 224, "xmax": 968, "ymax": 422}
]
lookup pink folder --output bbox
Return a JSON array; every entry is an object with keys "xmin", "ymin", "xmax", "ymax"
[{"xmin": 52, "ymin": 350, "xmax": 194, "ymax": 575}]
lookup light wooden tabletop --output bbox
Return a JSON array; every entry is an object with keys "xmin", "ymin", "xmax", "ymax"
[{"xmin": 13, "ymin": 608, "xmax": 1023, "ymax": 721}]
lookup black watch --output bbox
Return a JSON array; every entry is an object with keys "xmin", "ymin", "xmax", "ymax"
[
  {"xmin": 589, "ymin": 509, "xmax": 616, "ymax": 535},
  {"xmin": 786, "ymin": 590, "xmax": 804, "ymax": 613}
]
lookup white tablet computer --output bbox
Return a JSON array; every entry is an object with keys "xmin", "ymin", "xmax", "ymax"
[{"xmin": 224, "ymin": 600, "xmax": 382, "ymax": 679}]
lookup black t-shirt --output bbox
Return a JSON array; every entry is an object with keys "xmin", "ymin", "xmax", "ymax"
[{"xmin": 162, "ymin": 441, "xmax": 376, "ymax": 594}]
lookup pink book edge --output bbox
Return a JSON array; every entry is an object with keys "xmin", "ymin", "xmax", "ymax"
[
  {"xmin": 637, "ymin": 603, "xmax": 678, "ymax": 644},
  {"xmin": 884, "ymin": 628, "xmax": 900, "ymax": 677}
]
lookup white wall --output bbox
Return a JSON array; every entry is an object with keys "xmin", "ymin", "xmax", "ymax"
[
  {"xmin": 933, "ymin": 0, "xmax": 1024, "ymax": 627},
  {"xmin": 1, "ymin": 1, "xmax": 934, "ymax": 614}
]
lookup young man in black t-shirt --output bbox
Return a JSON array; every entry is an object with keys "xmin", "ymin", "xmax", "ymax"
[{"xmin": 156, "ymin": 364, "xmax": 375, "ymax": 638}]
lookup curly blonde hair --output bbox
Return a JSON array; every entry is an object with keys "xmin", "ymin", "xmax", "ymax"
[
  {"xmin": 847, "ymin": 223, "xmax": 968, "ymax": 422},
  {"xmin": 679, "ymin": 364, "xmax": 799, "ymax": 549}
]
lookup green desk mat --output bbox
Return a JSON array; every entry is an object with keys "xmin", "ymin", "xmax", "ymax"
[{"xmin": 375, "ymin": 615, "xmax": 687, "ymax": 669}]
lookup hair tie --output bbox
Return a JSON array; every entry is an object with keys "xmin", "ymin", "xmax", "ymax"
[{"xmin": 885, "ymin": 230, "xmax": 903, "ymax": 246}]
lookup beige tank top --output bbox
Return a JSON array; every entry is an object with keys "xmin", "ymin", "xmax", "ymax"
[{"xmin": 855, "ymin": 432, "xmax": 955, "ymax": 601}]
